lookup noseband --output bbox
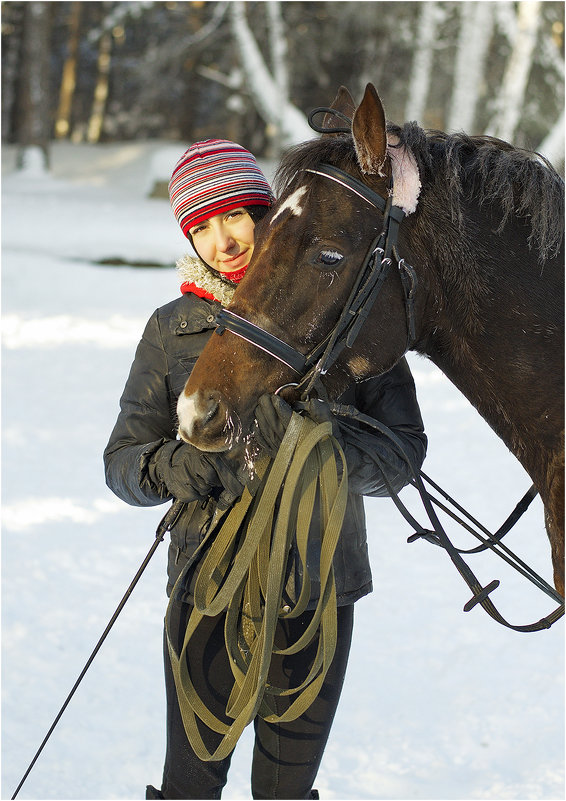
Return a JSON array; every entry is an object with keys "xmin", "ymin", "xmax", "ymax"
[{"xmin": 215, "ymin": 163, "xmax": 417, "ymax": 396}]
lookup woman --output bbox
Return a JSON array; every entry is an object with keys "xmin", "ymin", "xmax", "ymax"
[{"xmin": 104, "ymin": 139, "xmax": 427, "ymax": 800}]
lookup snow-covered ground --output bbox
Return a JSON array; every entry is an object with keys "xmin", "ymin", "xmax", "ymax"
[{"xmin": 2, "ymin": 141, "xmax": 563, "ymax": 801}]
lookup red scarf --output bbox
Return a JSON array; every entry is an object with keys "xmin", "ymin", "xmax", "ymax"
[
  {"xmin": 220, "ymin": 265, "xmax": 248, "ymax": 284},
  {"xmin": 180, "ymin": 281, "xmax": 217, "ymax": 300},
  {"xmin": 181, "ymin": 265, "xmax": 248, "ymax": 300}
]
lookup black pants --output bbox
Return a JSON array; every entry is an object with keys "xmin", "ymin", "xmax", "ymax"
[{"xmin": 161, "ymin": 599, "xmax": 354, "ymax": 799}]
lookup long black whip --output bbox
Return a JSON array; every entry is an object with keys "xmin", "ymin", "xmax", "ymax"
[{"xmin": 11, "ymin": 499, "xmax": 185, "ymax": 800}]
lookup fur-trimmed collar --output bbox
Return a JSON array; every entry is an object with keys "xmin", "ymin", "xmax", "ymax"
[{"xmin": 176, "ymin": 254, "xmax": 237, "ymax": 305}]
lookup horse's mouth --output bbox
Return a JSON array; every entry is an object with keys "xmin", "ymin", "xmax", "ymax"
[{"xmin": 177, "ymin": 389, "xmax": 244, "ymax": 453}]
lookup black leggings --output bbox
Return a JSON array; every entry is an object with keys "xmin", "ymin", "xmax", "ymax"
[{"xmin": 161, "ymin": 600, "xmax": 354, "ymax": 799}]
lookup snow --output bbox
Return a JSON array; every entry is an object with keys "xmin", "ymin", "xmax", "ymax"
[{"xmin": 2, "ymin": 141, "xmax": 563, "ymax": 801}]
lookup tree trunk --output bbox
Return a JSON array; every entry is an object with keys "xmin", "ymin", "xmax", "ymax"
[
  {"xmin": 487, "ymin": 0, "xmax": 542, "ymax": 142},
  {"xmin": 229, "ymin": 1, "xmax": 311, "ymax": 149},
  {"xmin": 87, "ymin": 30, "xmax": 112, "ymax": 143},
  {"xmin": 447, "ymin": 2, "xmax": 494, "ymax": 133},
  {"xmin": 404, "ymin": 1, "xmax": 441, "ymax": 124},
  {"xmin": 537, "ymin": 109, "xmax": 565, "ymax": 170},
  {"xmin": 55, "ymin": 1, "xmax": 82, "ymax": 139},
  {"xmin": 266, "ymin": 1, "xmax": 289, "ymax": 154},
  {"xmin": 1, "ymin": 3, "xmax": 25, "ymax": 143},
  {"xmin": 15, "ymin": 1, "xmax": 52, "ymax": 171}
]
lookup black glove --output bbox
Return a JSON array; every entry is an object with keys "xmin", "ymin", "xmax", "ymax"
[
  {"xmin": 253, "ymin": 393, "xmax": 293, "ymax": 457},
  {"xmin": 294, "ymin": 397, "xmax": 343, "ymax": 443},
  {"xmin": 150, "ymin": 440, "xmax": 244, "ymax": 503},
  {"xmin": 254, "ymin": 394, "xmax": 343, "ymax": 457}
]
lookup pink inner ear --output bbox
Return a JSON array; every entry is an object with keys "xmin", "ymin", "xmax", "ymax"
[{"xmin": 387, "ymin": 135, "xmax": 421, "ymax": 215}]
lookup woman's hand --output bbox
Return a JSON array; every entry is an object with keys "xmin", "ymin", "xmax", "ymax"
[
  {"xmin": 253, "ymin": 393, "xmax": 344, "ymax": 458},
  {"xmin": 253, "ymin": 394, "xmax": 294, "ymax": 457},
  {"xmin": 151, "ymin": 440, "xmax": 244, "ymax": 503}
]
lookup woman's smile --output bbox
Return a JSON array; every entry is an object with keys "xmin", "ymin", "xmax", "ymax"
[{"xmin": 219, "ymin": 248, "xmax": 250, "ymax": 271}]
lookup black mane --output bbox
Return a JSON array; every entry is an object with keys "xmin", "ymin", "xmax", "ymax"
[{"xmin": 275, "ymin": 123, "xmax": 564, "ymax": 262}]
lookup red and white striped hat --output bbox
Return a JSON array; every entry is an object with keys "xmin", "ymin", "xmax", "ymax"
[{"xmin": 169, "ymin": 139, "xmax": 274, "ymax": 238}]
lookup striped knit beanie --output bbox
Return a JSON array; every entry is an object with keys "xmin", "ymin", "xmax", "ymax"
[{"xmin": 169, "ymin": 139, "xmax": 274, "ymax": 238}]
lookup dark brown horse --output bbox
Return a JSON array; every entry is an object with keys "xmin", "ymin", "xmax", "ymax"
[{"xmin": 177, "ymin": 84, "xmax": 564, "ymax": 596}]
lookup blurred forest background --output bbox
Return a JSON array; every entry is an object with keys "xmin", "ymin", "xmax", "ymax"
[{"xmin": 1, "ymin": 0, "xmax": 564, "ymax": 174}]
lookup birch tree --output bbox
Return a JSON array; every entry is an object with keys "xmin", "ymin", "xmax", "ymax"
[
  {"xmin": 447, "ymin": 2, "xmax": 495, "ymax": 133},
  {"xmin": 537, "ymin": 109, "xmax": 565, "ymax": 168},
  {"xmin": 487, "ymin": 0, "xmax": 542, "ymax": 142},
  {"xmin": 404, "ymin": 1, "xmax": 443, "ymax": 123},
  {"xmin": 265, "ymin": 0, "xmax": 289, "ymax": 151},
  {"xmin": 229, "ymin": 1, "xmax": 312, "ymax": 149}
]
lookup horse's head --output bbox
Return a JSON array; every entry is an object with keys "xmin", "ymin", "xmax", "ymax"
[{"xmin": 178, "ymin": 85, "xmax": 423, "ymax": 451}]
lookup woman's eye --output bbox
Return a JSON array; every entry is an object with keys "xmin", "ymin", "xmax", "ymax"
[{"xmin": 315, "ymin": 249, "xmax": 343, "ymax": 267}]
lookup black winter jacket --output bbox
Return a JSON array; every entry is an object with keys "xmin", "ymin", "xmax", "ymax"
[{"xmin": 104, "ymin": 258, "xmax": 427, "ymax": 605}]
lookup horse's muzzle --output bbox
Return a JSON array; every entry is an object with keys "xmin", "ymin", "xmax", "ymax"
[{"xmin": 177, "ymin": 388, "xmax": 241, "ymax": 452}]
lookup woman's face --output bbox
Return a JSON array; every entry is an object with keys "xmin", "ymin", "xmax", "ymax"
[{"xmin": 189, "ymin": 207, "xmax": 255, "ymax": 273}]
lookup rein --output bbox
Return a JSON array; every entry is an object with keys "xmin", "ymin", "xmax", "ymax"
[{"xmin": 328, "ymin": 402, "xmax": 564, "ymax": 631}]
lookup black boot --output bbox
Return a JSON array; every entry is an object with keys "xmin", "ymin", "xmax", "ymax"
[{"xmin": 146, "ymin": 786, "xmax": 164, "ymax": 799}]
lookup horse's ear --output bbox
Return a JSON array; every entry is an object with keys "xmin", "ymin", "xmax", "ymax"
[
  {"xmin": 322, "ymin": 86, "xmax": 356, "ymax": 131},
  {"xmin": 352, "ymin": 84, "xmax": 387, "ymax": 176}
]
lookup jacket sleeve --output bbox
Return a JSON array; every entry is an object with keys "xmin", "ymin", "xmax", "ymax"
[
  {"xmin": 103, "ymin": 309, "xmax": 177, "ymax": 507},
  {"xmin": 339, "ymin": 357, "xmax": 427, "ymax": 497}
]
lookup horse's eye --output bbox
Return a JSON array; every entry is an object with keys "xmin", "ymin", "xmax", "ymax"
[{"xmin": 315, "ymin": 249, "xmax": 343, "ymax": 267}]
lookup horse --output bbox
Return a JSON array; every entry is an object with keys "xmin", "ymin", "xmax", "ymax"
[{"xmin": 177, "ymin": 84, "xmax": 565, "ymax": 597}]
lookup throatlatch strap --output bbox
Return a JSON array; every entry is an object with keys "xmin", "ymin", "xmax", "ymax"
[{"xmin": 164, "ymin": 412, "xmax": 348, "ymax": 761}]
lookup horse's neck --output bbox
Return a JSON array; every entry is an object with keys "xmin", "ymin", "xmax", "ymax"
[
  {"xmin": 409, "ymin": 191, "xmax": 563, "ymax": 452},
  {"xmin": 425, "ymin": 332, "xmax": 522, "ymax": 441},
  {"xmin": 421, "ymin": 278, "xmax": 563, "ymax": 485}
]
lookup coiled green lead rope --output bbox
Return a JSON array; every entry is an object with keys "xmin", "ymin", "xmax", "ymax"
[{"xmin": 165, "ymin": 411, "xmax": 348, "ymax": 761}]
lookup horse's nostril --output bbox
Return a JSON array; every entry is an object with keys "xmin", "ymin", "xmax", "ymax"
[{"xmin": 203, "ymin": 397, "xmax": 220, "ymax": 425}]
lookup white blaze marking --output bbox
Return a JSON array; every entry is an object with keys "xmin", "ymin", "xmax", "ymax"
[{"xmin": 270, "ymin": 186, "xmax": 307, "ymax": 223}]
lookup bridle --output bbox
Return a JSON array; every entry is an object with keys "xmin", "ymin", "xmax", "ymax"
[{"xmin": 215, "ymin": 162, "xmax": 418, "ymax": 398}]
